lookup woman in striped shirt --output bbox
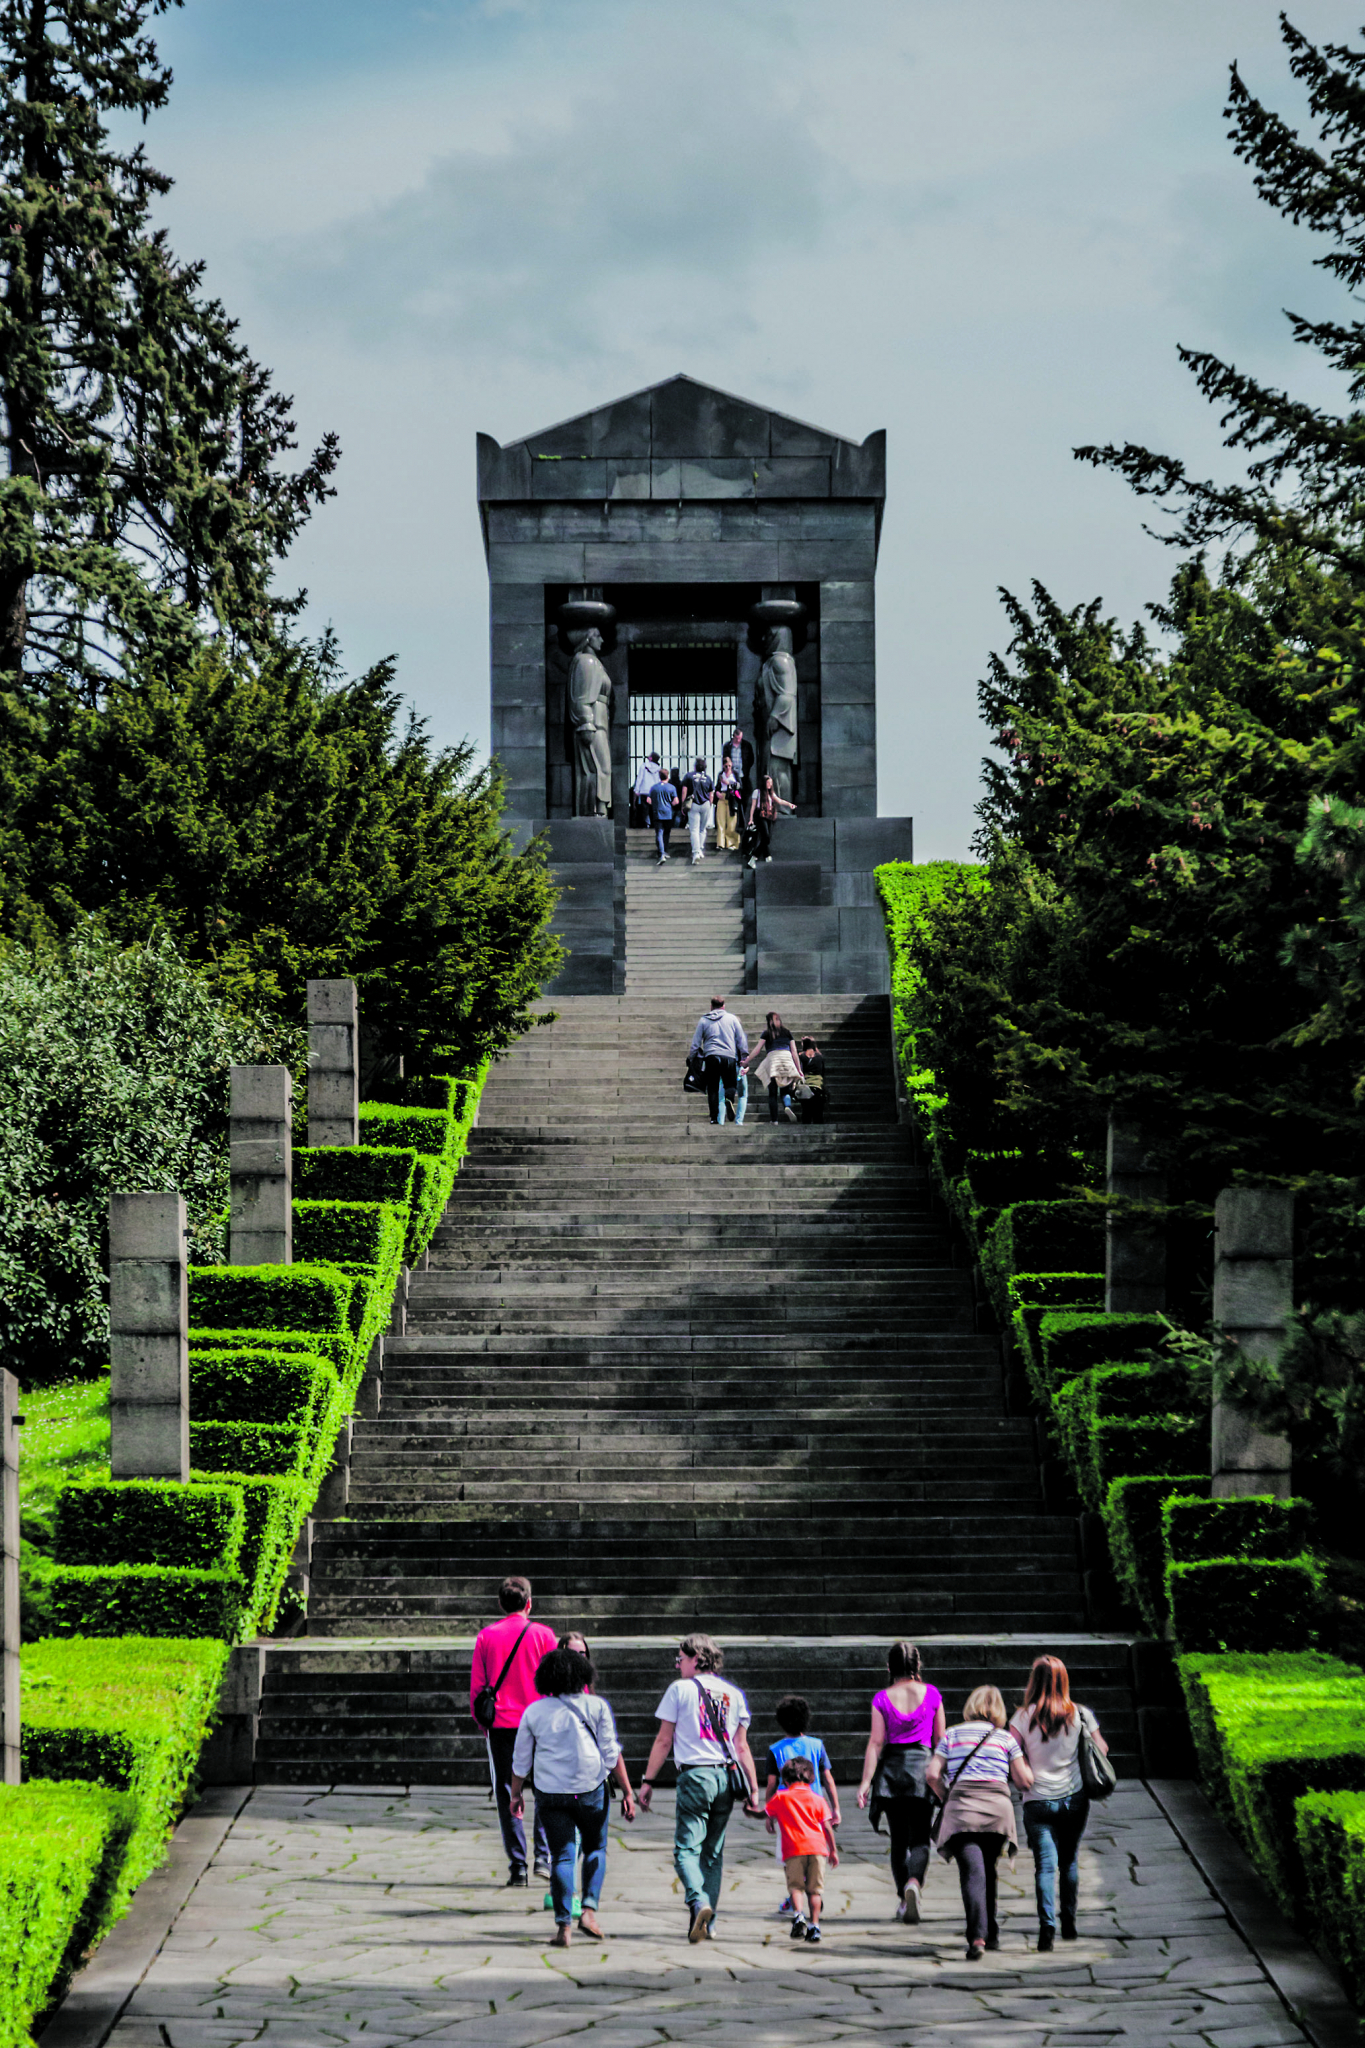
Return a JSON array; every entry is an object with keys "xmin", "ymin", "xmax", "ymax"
[{"xmin": 926, "ymin": 1686, "xmax": 1034, "ymax": 1961}]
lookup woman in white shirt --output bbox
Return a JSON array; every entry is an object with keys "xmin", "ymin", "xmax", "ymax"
[
  {"xmin": 1008, "ymin": 1654, "xmax": 1109, "ymax": 1951},
  {"xmin": 638, "ymin": 1634, "xmax": 759, "ymax": 1943},
  {"xmin": 509, "ymin": 1647, "xmax": 636, "ymax": 1947}
]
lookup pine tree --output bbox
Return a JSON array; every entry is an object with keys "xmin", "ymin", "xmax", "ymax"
[
  {"xmin": 1077, "ymin": 15, "xmax": 1365, "ymax": 566},
  {"xmin": 0, "ymin": 0, "xmax": 338, "ymax": 699}
]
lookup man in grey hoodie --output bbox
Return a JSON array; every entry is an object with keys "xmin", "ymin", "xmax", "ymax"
[{"xmin": 689, "ymin": 999, "xmax": 749, "ymax": 1127}]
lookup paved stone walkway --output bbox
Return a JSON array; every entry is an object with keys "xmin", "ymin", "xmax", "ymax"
[{"xmin": 111, "ymin": 1782, "xmax": 1308, "ymax": 2048}]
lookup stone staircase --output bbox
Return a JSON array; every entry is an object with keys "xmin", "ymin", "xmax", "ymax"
[
  {"xmin": 255, "ymin": 989, "xmax": 1140, "ymax": 1786},
  {"xmin": 623, "ymin": 826, "xmax": 746, "ymax": 995}
]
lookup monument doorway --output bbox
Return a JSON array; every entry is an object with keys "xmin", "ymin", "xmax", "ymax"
[{"xmin": 627, "ymin": 645, "xmax": 735, "ymax": 785}]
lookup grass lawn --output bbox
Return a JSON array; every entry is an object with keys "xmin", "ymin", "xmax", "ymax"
[{"xmin": 20, "ymin": 1378, "xmax": 109, "ymax": 1636}]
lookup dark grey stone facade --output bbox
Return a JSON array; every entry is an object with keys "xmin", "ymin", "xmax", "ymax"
[{"xmin": 480, "ymin": 375, "xmax": 910, "ymax": 992}]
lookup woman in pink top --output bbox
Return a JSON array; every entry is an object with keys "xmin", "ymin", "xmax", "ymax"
[{"xmin": 855, "ymin": 1641, "xmax": 946, "ymax": 1923}]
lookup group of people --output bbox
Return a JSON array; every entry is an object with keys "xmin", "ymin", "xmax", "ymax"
[
  {"xmin": 633, "ymin": 726, "xmax": 796, "ymax": 868},
  {"xmin": 688, "ymin": 1000, "xmax": 825, "ymax": 1125},
  {"xmin": 472, "ymin": 1583, "xmax": 1108, "ymax": 1957}
]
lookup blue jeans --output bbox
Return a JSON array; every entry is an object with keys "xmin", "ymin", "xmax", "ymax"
[
  {"xmin": 674, "ymin": 1764, "xmax": 733, "ymax": 1915},
  {"xmin": 538, "ymin": 1784, "xmax": 609, "ymax": 1925},
  {"xmin": 1023, "ymin": 1792, "xmax": 1090, "ymax": 1932},
  {"xmin": 733, "ymin": 1073, "xmax": 747, "ymax": 1124}
]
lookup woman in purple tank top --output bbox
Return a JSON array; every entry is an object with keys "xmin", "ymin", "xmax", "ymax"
[{"xmin": 856, "ymin": 1641, "xmax": 946, "ymax": 1924}]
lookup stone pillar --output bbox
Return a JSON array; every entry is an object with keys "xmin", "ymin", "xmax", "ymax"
[
  {"xmin": 1105, "ymin": 1117, "xmax": 1167, "ymax": 1313},
  {"xmin": 1212, "ymin": 1186, "xmax": 1294, "ymax": 1499},
  {"xmin": 199, "ymin": 1643, "xmax": 265, "ymax": 1783},
  {"xmin": 229, "ymin": 1066, "xmax": 292, "ymax": 1267},
  {"xmin": 1, "ymin": 1373, "xmax": 19, "ymax": 1785},
  {"xmin": 307, "ymin": 979, "xmax": 359, "ymax": 1148},
  {"xmin": 109, "ymin": 1192, "xmax": 189, "ymax": 1481}
]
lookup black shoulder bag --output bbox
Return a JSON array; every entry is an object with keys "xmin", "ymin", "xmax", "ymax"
[
  {"xmin": 472, "ymin": 1623, "xmax": 530, "ymax": 1731},
  {"xmin": 692, "ymin": 1679, "xmax": 751, "ymax": 1805},
  {"xmin": 1077, "ymin": 1709, "xmax": 1117, "ymax": 1800}
]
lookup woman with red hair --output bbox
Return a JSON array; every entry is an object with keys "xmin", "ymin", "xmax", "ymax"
[{"xmin": 1008, "ymin": 1655, "xmax": 1109, "ymax": 1951}]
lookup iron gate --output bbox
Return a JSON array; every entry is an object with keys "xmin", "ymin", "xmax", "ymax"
[{"xmin": 629, "ymin": 693, "xmax": 737, "ymax": 786}]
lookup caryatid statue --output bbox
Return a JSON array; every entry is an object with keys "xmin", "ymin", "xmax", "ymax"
[
  {"xmin": 568, "ymin": 625, "xmax": 613, "ymax": 817},
  {"xmin": 759, "ymin": 625, "xmax": 799, "ymax": 804}
]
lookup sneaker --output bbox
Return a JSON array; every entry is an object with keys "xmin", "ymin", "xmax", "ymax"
[
  {"xmin": 533, "ymin": 1862, "xmax": 551, "ymax": 1881},
  {"xmin": 1060, "ymin": 1916, "xmax": 1077, "ymax": 1941},
  {"xmin": 789, "ymin": 1915, "xmax": 808, "ymax": 1940},
  {"xmin": 777, "ymin": 1897, "xmax": 795, "ymax": 1916},
  {"xmin": 782, "ymin": 1105, "xmax": 797, "ymax": 1122},
  {"xmin": 763, "ymin": 855, "xmax": 772, "ymax": 862},
  {"xmin": 985, "ymin": 1932, "xmax": 999, "ymax": 1951},
  {"xmin": 689, "ymin": 1903, "xmax": 714, "ymax": 1943},
  {"xmin": 506, "ymin": 1869, "xmax": 528, "ymax": 1888},
  {"xmin": 804, "ymin": 1923, "xmax": 822, "ymax": 1944},
  {"xmin": 746, "ymin": 858, "xmax": 757, "ymax": 869},
  {"xmin": 690, "ymin": 856, "xmax": 699, "ymax": 866},
  {"xmin": 966, "ymin": 1939, "xmax": 986, "ymax": 1961},
  {"xmin": 1037, "ymin": 1926, "xmax": 1055, "ymax": 1952},
  {"xmin": 656, "ymin": 857, "xmax": 667, "ymax": 867},
  {"xmin": 901, "ymin": 1878, "xmax": 921, "ymax": 1924}
]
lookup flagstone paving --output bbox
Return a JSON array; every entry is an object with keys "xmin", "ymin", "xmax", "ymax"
[{"xmin": 107, "ymin": 1781, "xmax": 1309, "ymax": 2048}]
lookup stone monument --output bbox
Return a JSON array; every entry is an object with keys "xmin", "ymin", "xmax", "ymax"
[{"xmin": 564, "ymin": 600, "xmax": 615, "ymax": 817}]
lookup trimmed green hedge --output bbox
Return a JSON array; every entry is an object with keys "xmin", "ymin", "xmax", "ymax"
[
  {"xmin": 983, "ymin": 1202, "xmax": 1105, "ymax": 1321},
  {"xmin": 21, "ymin": 1636, "xmax": 229, "ymax": 1913},
  {"xmin": 1179, "ymin": 1650, "xmax": 1365, "ymax": 1920},
  {"xmin": 359, "ymin": 1101, "xmax": 458, "ymax": 1159},
  {"xmin": 1092, "ymin": 1413, "xmax": 1209, "ymax": 1508},
  {"xmin": 187, "ymin": 1325, "xmax": 353, "ymax": 1375},
  {"xmin": 1104, "ymin": 1472, "xmax": 1209, "ymax": 1633},
  {"xmin": 293, "ymin": 1199, "xmax": 406, "ymax": 1275},
  {"xmin": 1040, "ymin": 1310, "xmax": 1171, "ymax": 1391},
  {"xmin": 190, "ymin": 1469, "xmax": 305, "ymax": 1637},
  {"xmin": 1297, "ymin": 1790, "xmax": 1365, "ymax": 2006},
  {"xmin": 292, "ymin": 1143, "xmax": 418, "ymax": 1210},
  {"xmin": 42, "ymin": 1563, "xmax": 244, "ymax": 1639},
  {"xmin": 0, "ymin": 1779, "xmax": 136, "ymax": 2046},
  {"xmin": 1060, "ymin": 1364, "xmax": 1194, "ymax": 1507},
  {"xmin": 1164, "ymin": 1493, "xmax": 1316, "ymax": 1563},
  {"xmin": 1009, "ymin": 1274, "xmax": 1106, "ymax": 1396},
  {"xmin": 188, "ymin": 1264, "xmax": 354, "ymax": 1346},
  {"xmin": 53, "ymin": 1478, "xmax": 244, "ymax": 1573},
  {"xmin": 189, "ymin": 1346, "xmax": 337, "ymax": 1429},
  {"xmin": 190, "ymin": 1421, "xmax": 309, "ymax": 1479},
  {"xmin": 1168, "ymin": 1555, "xmax": 1324, "ymax": 1654}
]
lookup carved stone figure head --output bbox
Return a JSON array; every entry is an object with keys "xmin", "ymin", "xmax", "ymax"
[{"xmin": 765, "ymin": 626, "xmax": 793, "ymax": 657}]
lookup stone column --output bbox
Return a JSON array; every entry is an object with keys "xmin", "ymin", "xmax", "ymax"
[
  {"xmin": 307, "ymin": 979, "xmax": 359, "ymax": 1147},
  {"xmin": 230, "ymin": 1066, "xmax": 292, "ymax": 1267},
  {"xmin": 1212, "ymin": 1186, "xmax": 1294, "ymax": 1499},
  {"xmin": 109, "ymin": 1192, "xmax": 189, "ymax": 1481},
  {"xmin": 1105, "ymin": 1117, "xmax": 1167, "ymax": 1313},
  {"xmin": 1, "ymin": 1373, "xmax": 19, "ymax": 1785}
]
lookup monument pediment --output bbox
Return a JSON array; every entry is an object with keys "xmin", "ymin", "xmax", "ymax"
[{"xmin": 477, "ymin": 374, "xmax": 884, "ymax": 504}]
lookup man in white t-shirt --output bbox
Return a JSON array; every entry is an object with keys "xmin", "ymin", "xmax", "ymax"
[{"xmin": 639, "ymin": 1634, "xmax": 758, "ymax": 1941}]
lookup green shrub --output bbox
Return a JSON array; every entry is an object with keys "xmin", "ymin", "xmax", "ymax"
[
  {"xmin": 1296, "ymin": 1790, "xmax": 1365, "ymax": 2006},
  {"xmin": 1163, "ymin": 1492, "xmax": 1315, "ymax": 1563},
  {"xmin": 982, "ymin": 1202, "xmax": 1105, "ymax": 1320},
  {"xmin": 0, "ymin": 1779, "xmax": 137, "ymax": 2046},
  {"xmin": 403, "ymin": 1153, "xmax": 457, "ymax": 1264},
  {"xmin": 43, "ymin": 1562, "xmax": 244, "ymax": 1639},
  {"xmin": 53, "ymin": 1479, "xmax": 244, "ymax": 1573},
  {"xmin": 1168, "ymin": 1555, "xmax": 1324, "ymax": 1653},
  {"xmin": 1008, "ymin": 1274, "xmax": 1105, "ymax": 1394},
  {"xmin": 1178, "ymin": 1650, "xmax": 1365, "ymax": 1919},
  {"xmin": 359, "ymin": 1101, "xmax": 459, "ymax": 1159},
  {"xmin": 189, "ymin": 1346, "xmax": 336, "ymax": 1428},
  {"xmin": 187, "ymin": 1325, "xmax": 353, "ymax": 1376},
  {"xmin": 1068, "ymin": 1364, "xmax": 1195, "ymax": 1505},
  {"xmin": 188, "ymin": 1264, "xmax": 354, "ymax": 1343},
  {"xmin": 190, "ymin": 1421, "xmax": 309, "ymax": 1478},
  {"xmin": 292, "ymin": 1144, "xmax": 417, "ymax": 1211},
  {"xmin": 1105, "ymin": 1473, "xmax": 1210, "ymax": 1633},
  {"xmin": 22, "ymin": 1636, "xmax": 229, "ymax": 1910},
  {"xmin": 1040, "ymin": 1310, "xmax": 1172, "ymax": 1391},
  {"xmin": 1092, "ymin": 1413, "xmax": 1209, "ymax": 1509},
  {"xmin": 193, "ymin": 1469, "xmax": 305, "ymax": 1635},
  {"xmin": 292, "ymin": 1199, "xmax": 406, "ymax": 1273}
]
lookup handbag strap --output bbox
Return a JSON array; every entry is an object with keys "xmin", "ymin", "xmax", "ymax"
[
  {"xmin": 691, "ymin": 1677, "xmax": 741, "ymax": 1769},
  {"xmin": 487, "ymin": 1622, "xmax": 531, "ymax": 1701},
  {"xmin": 562, "ymin": 1692, "xmax": 608, "ymax": 1766},
  {"xmin": 941, "ymin": 1726, "xmax": 996, "ymax": 1799}
]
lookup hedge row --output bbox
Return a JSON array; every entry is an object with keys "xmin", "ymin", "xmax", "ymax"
[
  {"xmin": 1298, "ymin": 1791, "xmax": 1365, "ymax": 2005},
  {"xmin": 0, "ymin": 1778, "xmax": 136, "ymax": 2047}
]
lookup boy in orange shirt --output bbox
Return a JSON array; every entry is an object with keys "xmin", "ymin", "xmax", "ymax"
[{"xmin": 764, "ymin": 1756, "xmax": 839, "ymax": 1942}]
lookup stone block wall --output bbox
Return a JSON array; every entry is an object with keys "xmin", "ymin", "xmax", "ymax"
[{"xmin": 753, "ymin": 816, "xmax": 912, "ymax": 993}]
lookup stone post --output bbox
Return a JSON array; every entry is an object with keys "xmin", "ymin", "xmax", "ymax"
[
  {"xmin": 109, "ymin": 1192, "xmax": 189, "ymax": 1481},
  {"xmin": 308, "ymin": 979, "xmax": 359, "ymax": 1147},
  {"xmin": 1, "ymin": 1373, "xmax": 19, "ymax": 1784},
  {"xmin": 1105, "ymin": 1117, "xmax": 1167, "ymax": 1313},
  {"xmin": 229, "ymin": 1066, "xmax": 292, "ymax": 1267},
  {"xmin": 1212, "ymin": 1186, "xmax": 1294, "ymax": 1499}
]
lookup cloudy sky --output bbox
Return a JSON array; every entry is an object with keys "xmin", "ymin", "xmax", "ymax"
[{"xmin": 133, "ymin": 0, "xmax": 1354, "ymax": 857}]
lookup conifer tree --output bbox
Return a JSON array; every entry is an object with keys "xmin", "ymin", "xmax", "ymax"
[
  {"xmin": 0, "ymin": 0, "xmax": 338, "ymax": 699},
  {"xmin": 1077, "ymin": 16, "xmax": 1365, "ymax": 567}
]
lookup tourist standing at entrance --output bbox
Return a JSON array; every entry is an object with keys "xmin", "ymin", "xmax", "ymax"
[
  {"xmin": 509, "ymin": 1646, "xmax": 637, "ymax": 1947},
  {"xmin": 650, "ymin": 772, "xmax": 678, "ymax": 864},
  {"xmin": 638, "ymin": 1634, "xmax": 758, "ymax": 1942},
  {"xmin": 927, "ymin": 1686, "xmax": 1033, "ymax": 1960},
  {"xmin": 469, "ymin": 1575, "xmax": 558, "ymax": 1887},
  {"xmin": 684, "ymin": 758, "xmax": 715, "ymax": 864},
  {"xmin": 632, "ymin": 750, "xmax": 662, "ymax": 828},
  {"xmin": 722, "ymin": 726, "xmax": 753, "ymax": 791},
  {"xmin": 688, "ymin": 998, "xmax": 748, "ymax": 1126},
  {"xmin": 714, "ymin": 758, "xmax": 742, "ymax": 849},
  {"xmin": 746, "ymin": 774, "xmax": 796, "ymax": 866},
  {"xmin": 1009, "ymin": 1654, "xmax": 1108, "ymax": 1950},
  {"xmin": 855, "ymin": 1640, "xmax": 944, "ymax": 1924}
]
